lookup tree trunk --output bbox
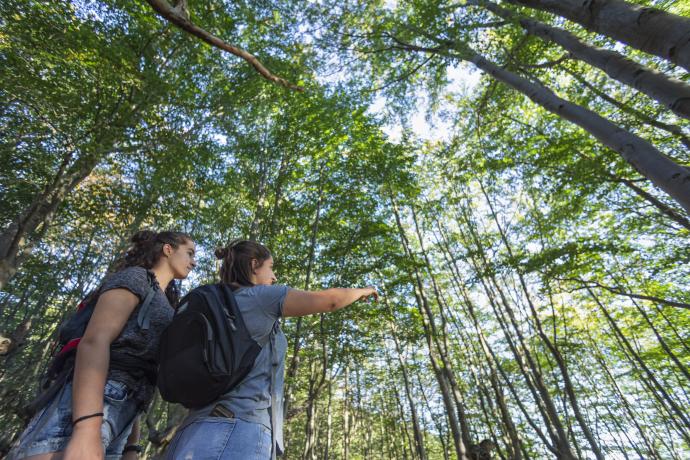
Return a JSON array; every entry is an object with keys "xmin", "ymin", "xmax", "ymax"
[
  {"xmin": 302, "ymin": 360, "xmax": 320, "ymax": 460},
  {"xmin": 414, "ymin": 365, "xmax": 450, "ymax": 460},
  {"xmin": 507, "ymin": 0, "xmax": 690, "ymax": 72},
  {"xmin": 587, "ymin": 288, "xmax": 690, "ymax": 444},
  {"xmin": 0, "ymin": 31, "xmax": 172, "ymax": 289},
  {"xmin": 390, "ymin": 196, "xmax": 470, "ymax": 460},
  {"xmin": 282, "ymin": 163, "xmax": 326, "ymax": 431},
  {"xmin": 563, "ymin": 67, "xmax": 690, "ymax": 150},
  {"xmin": 398, "ymin": 34, "xmax": 690, "ymax": 215},
  {"xmin": 456, "ymin": 202, "xmax": 578, "ymax": 459},
  {"xmin": 380, "ymin": 287, "xmax": 428, "ymax": 460},
  {"xmin": 474, "ymin": 0, "xmax": 690, "ymax": 119},
  {"xmin": 409, "ymin": 206, "xmax": 476, "ymax": 450},
  {"xmin": 434, "ymin": 218, "xmax": 528, "ymax": 459},
  {"xmin": 480, "ymin": 182, "xmax": 605, "ymax": 460},
  {"xmin": 460, "ymin": 49, "xmax": 690, "ymax": 216},
  {"xmin": 390, "ymin": 377, "xmax": 416, "ymax": 460},
  {"xmin": 0, "ymin": 150, "xmax": 103, "ymax": 289},
  {"xmin": 324, "ymin": 381, "xmax": 333, "ymax": 460},
  {"xmin": 342, "ymin": 361, "xmax": 350, "ymax": 460},
  {"xmin": 586, "ymin": 329, "xmax": 663, "ymax": 459}
]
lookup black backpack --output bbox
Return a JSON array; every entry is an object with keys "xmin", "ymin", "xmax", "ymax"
[
  {"xmin": 23, "ymin": 272, "xmax": 157, "ymax": 416},
  {"xmin": 157, "ymin": 284, "xmax": 262, "ymax": 408}
]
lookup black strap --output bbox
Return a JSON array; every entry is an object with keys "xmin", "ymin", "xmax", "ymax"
[
  {"xmin": 136, "ymin": 272, "xmax": 158, "ymax": 330},
  {"xmin": 72, "ymin": 412, "xmax": 104, "ymax": 426},
  {"xmin": 122, "ymin": 444, "xmax": 143, "ymax": 454},
  {"xmin": 269, "ymin": 322, "xmax": 278, "ymax": 460},
  {"xmin": 110, "ymin": 350, "xmax": 157, "ymax": 385}
]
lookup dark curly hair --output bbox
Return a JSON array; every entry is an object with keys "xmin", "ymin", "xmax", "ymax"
[
  {"xmin": 215, "ymin": 239, "xmax": 271, "ymax": 290},
  {"xmin": 111, "ymin": 230, "xmax": 192, "ymax": 306}
]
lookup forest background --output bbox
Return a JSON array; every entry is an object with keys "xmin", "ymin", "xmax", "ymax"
[{"xmin": 1, "ymin": 0, "xmax": 689, "ymax": 459}]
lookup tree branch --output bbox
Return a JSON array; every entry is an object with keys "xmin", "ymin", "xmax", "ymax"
[
  {"xmin": 144, "ymin": 0, "xmax": 303, "ymax": 92},
  {"xmin": 562, "ymin": 277, "xmax": 690, "ymax": 310},
  {"xmin": 363, "ymin": 55, "xmax": 436, "ymax": 94}
]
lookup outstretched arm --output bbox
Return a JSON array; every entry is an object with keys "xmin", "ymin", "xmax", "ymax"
[{"xmin": 282, "ymin": 286, "xmax": 378, "ymax": 317}]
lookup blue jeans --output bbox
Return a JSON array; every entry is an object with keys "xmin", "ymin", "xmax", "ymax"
[
  {"xmin": 165, "ymin": 417, "xmax": 272, "ymax": 460},
  {"xmin": 7, "ymin": 380, "xmax": 139, "ymax": 460}
]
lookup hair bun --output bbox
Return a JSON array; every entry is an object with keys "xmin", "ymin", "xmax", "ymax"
[
  {"xmin": 131, "ymin": 230, "xmax": 157, "ymax": 244},
  {"xmin": 215, "ymin": 247, "xmax": 229, "ymax": 259}
]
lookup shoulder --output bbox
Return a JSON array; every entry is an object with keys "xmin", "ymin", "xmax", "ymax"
[
  {"xmin": 115, "ymin": 266, "xmax": 149, "ymax": 280},
  {"xmin": 236, "ymin": 284, "xmax": 291, "ymax": 319},
  {"xmin": 244, "ymin": 284, "xmax": 290, "ymax": 297},
  {"xmin": 101, "ymin": 266, "xmax": 155, "ymax": 300}
]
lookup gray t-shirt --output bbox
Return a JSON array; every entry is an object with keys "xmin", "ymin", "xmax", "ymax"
[
  {"xmin": 100, "ymin": 266, "xmax": 174, "ymax": 404},
  {"xmin": 183, "ymin": 284, "xmax": 290, "ymax": 453}
]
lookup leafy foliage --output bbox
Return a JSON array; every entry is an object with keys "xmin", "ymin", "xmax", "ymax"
[{"xmin": 1, "ymin": 0, "xmax": 688, "ymax": 459}]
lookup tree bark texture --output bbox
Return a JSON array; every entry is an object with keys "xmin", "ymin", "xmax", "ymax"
[
  {"xmin": 475, "ymin": 0, "xmax": 690, "ymax": 119},
  {"xmin": 462, "ymin": 50, "xmax": 690, "ymax": 216},
  {"xmin": 563, "ymin": 67, "xmax": 690, "ymax": 150},
  {"xmin": 508, "ymin": 0, "xmax": 690, "ymax": 72}
]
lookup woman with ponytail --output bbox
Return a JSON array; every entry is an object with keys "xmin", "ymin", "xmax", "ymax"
[
  {"xmin": 9, "ymin": 230, "xmax": 196, "ymax": 460},
  {"xmin": 165, "ymin": 239, "xmax": 377, "ymax": 460}
]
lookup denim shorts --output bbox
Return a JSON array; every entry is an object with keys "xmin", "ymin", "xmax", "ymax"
[
  {"xmin": 7, "ymin": 379, "xmax": 139, "ymax": 460},
  {"xmin": 165, "ymin": 417, "xmax": 272, "ymax": 460}
]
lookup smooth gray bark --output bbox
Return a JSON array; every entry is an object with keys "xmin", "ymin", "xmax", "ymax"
[
  {"xmin": 462, "ymin": 50, "xmax": 690, "ymax": 215},
  {"xmin": 474, "ymin": 0, "xmax": 690, "ymax": 119},
  {"xmin": 563, "ymin": 68, "xmax": 690, "ymax": 150},
  {"xmin": 508, "ymin": 0, "xmax": 690, "ymax": 71},
  {"xmin": 394, "ymin": 32, "xmax": 690, "ymax": 215}
]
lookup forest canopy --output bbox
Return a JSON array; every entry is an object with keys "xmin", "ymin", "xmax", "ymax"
[{"xmin": 1, "ymin": 0, "xmax": 688, "ymax": 459}]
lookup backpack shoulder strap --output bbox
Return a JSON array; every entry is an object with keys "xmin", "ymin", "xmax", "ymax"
[
  {"xmin": 136, "ymin": 271, "xmax": 158, "ymax": 330},
  {"xmin": 269, "ymin": 321, "xmax": 278, "ymax": 460}
]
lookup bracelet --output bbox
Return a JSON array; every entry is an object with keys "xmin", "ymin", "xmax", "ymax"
[
  {"xmin": 122, "ymin": 445, "xmax": 142, "ymax": 454},
  {"xmin": 72, "ymin": 412, "xmax": 104, "ymax": 426}
]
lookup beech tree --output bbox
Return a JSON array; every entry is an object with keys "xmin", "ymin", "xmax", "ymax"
[
  {"xmin": 1, "ymin": 1, "xmax": 688, "ymax": 459},
  {"xmin": 506, "ymin": 0, "xmax": 690, "ymax": 71}
]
